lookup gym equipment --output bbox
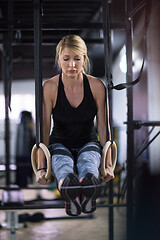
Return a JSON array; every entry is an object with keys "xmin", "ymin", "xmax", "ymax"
[
  {"xmin": 16, "ymin": 111, "xmax": 34, "ymax": 187},
  {"xmin": 31, "ymin": 143, "xmax": 52, "ymax": 179},
  {"xmin": 31, "ymin": 140, "xmax": 118, "ymax": 180},
  {"xmin": 0, "ymin": 185, "xmax": 95, "ymax": 240},
  {"xmin": 1, "ymin": 185, "xmax": 25, "ymax": 240},
  {"xmin": 101, "ymin": 141, "xmax": 117, "ymax": 177}
]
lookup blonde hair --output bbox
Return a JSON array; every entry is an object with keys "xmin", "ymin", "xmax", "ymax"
[{"xmin": 56, "ymin": 35, "xmax": 90, "ymax": 73}]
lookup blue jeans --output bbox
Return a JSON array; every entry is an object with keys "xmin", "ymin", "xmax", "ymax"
[{"xmin": 48, "ymin": 142, "xmax": 101, "ymax": 183}]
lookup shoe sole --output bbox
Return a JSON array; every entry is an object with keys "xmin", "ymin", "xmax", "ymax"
[
  {"xmin": 61, "ymin": 173, "xmax": 81, "ymax": 216},
  {"xmin": 81, "ymin": 173, "xmax": 100, "ymax": 213}
]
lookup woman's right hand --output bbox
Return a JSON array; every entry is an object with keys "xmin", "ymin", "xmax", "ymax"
[{"xmin": 36, "ymin": 170, "xmax": 51, "ymax": 185}]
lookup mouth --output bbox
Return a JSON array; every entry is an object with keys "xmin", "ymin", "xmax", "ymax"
[{"xmin": 68, "ymin": 70, "xmax": 76, "ymax": 74}]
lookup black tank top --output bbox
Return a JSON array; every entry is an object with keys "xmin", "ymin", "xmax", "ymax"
[{"xmin": 49, "ymin": 74, "xmax": 98, "ymax": 149}]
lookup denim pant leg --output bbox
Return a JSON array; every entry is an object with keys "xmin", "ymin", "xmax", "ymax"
[
  {"xmin": 77, "ymin": 142, "xmax": 102, "ymax": 180},
  {"xmin": 48, "ymin": 143, "xmax": 74, "ymax": 183}
]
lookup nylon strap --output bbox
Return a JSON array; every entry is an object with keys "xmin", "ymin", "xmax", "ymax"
[
  {"xmin": 103, "ymin": 0, "xmax": 151, "ymax": 92},
  {"xmin": 102, "ymin": 0, "xmax": 113, "ymax": 143}
]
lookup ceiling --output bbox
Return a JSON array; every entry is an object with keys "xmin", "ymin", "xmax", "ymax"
[{"xmin": 0, "ymin": 0, "xmax": 143, "ymax": 80}]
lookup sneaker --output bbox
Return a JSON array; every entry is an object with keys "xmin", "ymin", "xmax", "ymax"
[
  {"xmin": 60, "ymin": 173, "xmax": 81, "ymax": 216},
  {"xmin": 81, "ymin": 173, "xmax": 100, "ymax": 213}
]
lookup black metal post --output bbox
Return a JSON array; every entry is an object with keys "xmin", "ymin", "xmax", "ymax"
[
  {"xmin": 3, "ymin": 43, "xmax": 10, "ymax": 186},
  {"xmin": 102, "ymin": 1, "xmax": 114, "ymax": 239},
  {"xmin": 3, "ymin": 0, "xmax": 13, "ymax": 186},
  {"xmin": 34, "ymin": 0, "xmax": 43, "ymax": 146},
  {"xmin": 125, "ymin": 0, "xmax": 134, "ymax": 239}
]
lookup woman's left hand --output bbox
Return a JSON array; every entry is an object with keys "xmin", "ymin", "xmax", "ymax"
[
  {"xmin": 36, "ymin": 169, "xmax": 51, "ymax": 185},
  {"xmin": 100, "ymin": 167, "xmax": 114, "ymax": 182},
  {"xmin": 100, "ymin": 146, "xmax": 114, "ymax": 182}
]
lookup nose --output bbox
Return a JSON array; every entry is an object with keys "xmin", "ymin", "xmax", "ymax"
[{"xmin": 69, "ymin": 60, "xmax": 75, "ymax": 67}]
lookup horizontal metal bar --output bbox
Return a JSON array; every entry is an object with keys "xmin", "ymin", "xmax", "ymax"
[
  {"xmin": 0, "ymin": 0, "xmax": 33, "ymax": 1},
  {"xmin": 12, "ymin": 58, "xmax": 54, "ymax": 63},
  {"xmin": 0, "ymin": 186, "xmax": 56, "ymax": 190},
  {"xmin": 0, "ymin": 22, "xmax": 125, "ymax": 31},
  {"xmin": 124, "ymin": 120, "xmax": 160, "ymax": 129},
  {"xmin": 97, "ymin": 203, "xmax": 127, "ymax": 208},
  {"xmin": 0, "ymin": 184, "xmax": 116, "ymax": 191},
  {"xmin": 0, "ymin": 39, "xmax": 104, "ymax": 45},
  {"xmin": 140, "ymin": 121, "xmax": 160, "ymax": 127},
  {"xmin": 44, "ymin": 214, "xmax": 93, "ymax": 220},
  {"xmin": 0, "ymin": 202, "xmax": 127, "ymax": 210},
  {"xmin": 11, "ymin": 42, "xmax": 57, "ymax": 46}
]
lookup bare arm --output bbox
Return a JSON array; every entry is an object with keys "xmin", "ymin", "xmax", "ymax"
[
  {"xmin": 90, "ymin": 76, "xmax": 114, "ymax": 182},
  {"xmin": 36, "ymin": 78, "xmax": 57, "ymax": 184},
  {"xmin": 95, "ymin": 82, "xmax": 110, "ymax": 147},
  {"xmin": 37, "ymin": 80, "xmax": 53, "ymax": 168},
  {"xmin": 90, "ymin": 77, "xmax": 110, "ymax": 147}
]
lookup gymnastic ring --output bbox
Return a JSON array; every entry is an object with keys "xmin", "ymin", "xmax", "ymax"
[
  {"xmin": 100, "ymin": 141, "xmax": 117, "ymax": 177},
  {"xmin": 31, "ymin": 143, "xmax": 52, "ymax": 180}
]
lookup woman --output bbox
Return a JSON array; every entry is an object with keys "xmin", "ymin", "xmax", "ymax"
[{"xmin": 36, "ymin": 35, "xmax": 114, "ymax": 216}]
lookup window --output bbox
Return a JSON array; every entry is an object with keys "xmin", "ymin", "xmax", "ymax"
[{"xmin": 0, "ymin": 94, "xmax": 35, "ymax": 120}]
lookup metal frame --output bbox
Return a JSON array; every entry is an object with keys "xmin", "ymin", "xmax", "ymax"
[
  {"xmin": 0, "ymin": 1, "xmax": 155, "ymax": 240},
  {"xmin": 102, "ymin": 1, "xmax": 152, "ymax": 240}
]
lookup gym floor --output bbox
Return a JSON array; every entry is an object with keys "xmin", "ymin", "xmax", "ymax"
[{"xmin": 0, "ymin": 188, "xmax": 126, "ymax": 240}]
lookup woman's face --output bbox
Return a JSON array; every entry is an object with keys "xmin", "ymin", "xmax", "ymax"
[{"xmin": 58, "ymin": 47, "xmax": 84, "ymax": 77}]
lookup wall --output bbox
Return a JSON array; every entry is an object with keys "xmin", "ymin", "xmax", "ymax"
[{"xmin": 147, "ymin": 0, "xmax": 160, "ymax": 174}]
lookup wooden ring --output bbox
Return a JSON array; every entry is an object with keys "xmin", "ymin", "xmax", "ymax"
[
  {"xmin": 31, "ymin": 143, "xmax": 52, "ymax": 180},
  {"xmin": 101, "ymin": 141, "xmax": 117, "ymax": 177}
]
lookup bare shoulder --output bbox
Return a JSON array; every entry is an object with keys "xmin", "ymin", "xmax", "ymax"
[
  {"xmin": 86, "ymin": 74, "xmax": 106, "ymax": 98},
  {"xmin": 43, "ymin": 75, "xmax": 59, "ymax": 107},
  {"xmin": 43, "ymin": 75, "xmax": 59, "ymax": 92}
]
